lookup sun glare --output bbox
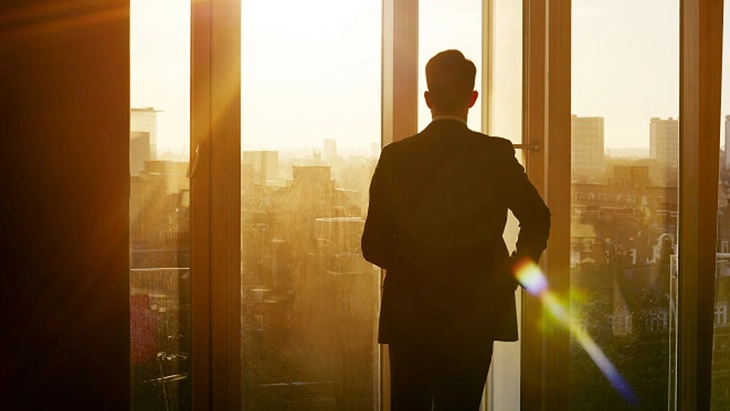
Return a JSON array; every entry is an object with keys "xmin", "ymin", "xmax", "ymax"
[{"xmin": 515, "ymin": 259, "xmax": 639, "ymax": 406}]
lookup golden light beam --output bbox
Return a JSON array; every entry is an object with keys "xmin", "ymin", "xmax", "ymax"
[
  {"xmin": 0, "ymin": 2, "xmax": 127, "ymax": 45},
  {"xmin": 515, "ymin": 259, "xmax": 639, "ymax": 406}
]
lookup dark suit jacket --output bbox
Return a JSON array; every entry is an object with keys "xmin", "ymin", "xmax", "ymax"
[{"xmin": 361, "ymin": 119, "xmax": 550, "ymax": 344}]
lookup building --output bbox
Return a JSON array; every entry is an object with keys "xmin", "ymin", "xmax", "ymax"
[
  {"xmin": 323, "ymin": 138, "xmax": 338, "ymax": 164},
  {"xmin": 129, "ymin": 160, "xmax": 190, "ymax": 264},
  {"xmin": 571, "ymin": 115, "xmax": 605, "ymax": 181},
  {"xmin": 242, "ymin": 150, "xmax": 279, "ymax": 184},
  {"xmin": 130, "ymin": 131, "xmax": 151, "ymax": 177},
  {"xmin": 131, "ymin": 107, "xmax": 159, "ymax": 162},
  {"xmin": 239, "ymin": 165, "xmax": 374, "ymax": 409},
  {"xmin": 650, "ymin": 117, "xmax": 679, "ymax": 164},
  {"xmin": 570, "ymin": 162, "xmax": 678, "ymax": 409}
]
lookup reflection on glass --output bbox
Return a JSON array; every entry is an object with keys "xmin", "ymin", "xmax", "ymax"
[
  {"xmin": 240, "ymin": 1, "xmax": 381, "ymax": 408},
  {"xmin": 570, "ymin": 1, "xmax": 678, "ymax": 409},
  {"xmin": 711, "ymin": 5, "xmax": 730, "ymax": 409},
  {"xmin": 130, "ymin": 1, "xmax": 191, "ymax": 410}
]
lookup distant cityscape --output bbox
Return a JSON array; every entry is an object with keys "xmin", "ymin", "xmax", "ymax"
[{"xmin": 128, "ymin": 107, "xmax": 730, "ymax": 410}]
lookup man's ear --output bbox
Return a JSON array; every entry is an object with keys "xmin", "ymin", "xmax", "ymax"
[
  {"xmin": 424, "ymin": 91, "xmax": 433, "ymax": 109},
  {"xmin": 468, "ymin": 90, "xmax": 479, "ymax": 108}
]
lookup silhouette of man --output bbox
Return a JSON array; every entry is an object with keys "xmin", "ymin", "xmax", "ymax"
[{"xmin": 361, "ymin": 49, "xmax": 551, "ymax": 410}]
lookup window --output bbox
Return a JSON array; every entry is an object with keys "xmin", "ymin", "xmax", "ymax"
[
  {"xmin": 239, "ymin": 1, "xmax": 381, "ymax": 408},
  {"xmin": 712, "ymin": 4, "xmax": 730, "ymax": 407},
  {"xmin": 180, "ymin": 0, "xmax": 721, "ymax": 408},
  {"xmin": 570, "ymin": 0, "xmax": 678, "ymax": 409},
  {"xmin": 130, "ymin": 1, "xmax": 191, "ymax": 410},
  {"xmin": 418, "ymin": 0, "xmax": 482, "ymax": 130}
]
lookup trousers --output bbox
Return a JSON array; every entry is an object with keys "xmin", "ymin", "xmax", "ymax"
[{"xmin": 388, "ymin": 336, "xmax": 494, "ymax": 411}]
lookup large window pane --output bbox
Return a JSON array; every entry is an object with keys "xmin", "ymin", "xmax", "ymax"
[
  {"xmin": 419, "ymin": 0, "xmax": 482, "ymax": 131},
  {"xmin": 240, "ymin": 1, "xmax": 381, "ymax": 408},
  {"xmin": 570, "ymin": 1, "xmax": 679, "ymax": 409},
  {"xmin": 130, "ymin": 1, "xmax": 191, "ymax": 410},
  {"xmin": 711, "ymin": 3, "xmax": 730, "ymax": 408}
]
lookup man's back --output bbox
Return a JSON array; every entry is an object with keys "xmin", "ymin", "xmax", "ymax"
[
  {"xmin": 380, "ymin": 119, "xmax": 516, "ymax": 259},
  {"xmin": 363, "ymin": 50, "xmax": 550, "ymax": 410},
  {"xmin": 362, "ymin": 118, "xmax": 551, "ymax": 343}
]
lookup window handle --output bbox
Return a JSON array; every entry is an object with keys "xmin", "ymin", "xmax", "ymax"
[
  {"xmin": 187, "ymin": 143, "xmax": 201, "ymax": 179},
  {"xmin": 513, "ymin": 141, "xmax": 541, "ymax": 154}
]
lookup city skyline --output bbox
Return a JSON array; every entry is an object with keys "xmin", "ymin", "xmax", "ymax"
[{"xmin": 132, "ymin": 0, "xmax": 730, "ymax": 156}]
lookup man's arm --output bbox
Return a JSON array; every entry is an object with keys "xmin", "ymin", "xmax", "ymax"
[
  {"xmin": 500, "ymin": 140, "xmax": 551, "ymax": 264},
  {"xmin": 361, "ymin": 145, "xmax": 397, "ymax": 270}
]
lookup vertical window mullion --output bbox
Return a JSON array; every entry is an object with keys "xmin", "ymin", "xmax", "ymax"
[
  {"xmin": 381, "ymin": 0, "xmax": 419, "ymax": 409},
  {"xmin": 522, "ymin": 0, "xmax": 571, "ymax": 409},
  {"xmin": 521, "ymin": 0, "xmax": 548, "ymax": 407},
  {"xmin": 543, "ymin": 0, "xmax": 572, "ymax": 408},
  {"xmin": 678, "ymin": 0, "xmax": 723, "ymax": 408},
  {"xmin": 191, "ymin": 0, "xmax": 242, "ymax": 408},
  {"xmin": 191, "ymin": 0, "xmax": 213, "ymax": 407}
]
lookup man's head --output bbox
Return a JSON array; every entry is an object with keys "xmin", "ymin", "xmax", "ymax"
[{"xmin": 424, "ymin": 50, "xmax": 478, "ymax": 116}]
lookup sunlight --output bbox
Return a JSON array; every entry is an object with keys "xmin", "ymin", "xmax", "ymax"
[
  {"xmin": 515, "ymin": 259, "xmax": 640, "ymax": 406},
  {"xmin": 240, "ymin": 0, "xmax": 380, "ymax": 150}
]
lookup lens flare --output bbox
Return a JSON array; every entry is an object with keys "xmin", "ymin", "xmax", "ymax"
[{"xmin": 514, "ymin": 259, "xmax": 639, "ymax": 406}]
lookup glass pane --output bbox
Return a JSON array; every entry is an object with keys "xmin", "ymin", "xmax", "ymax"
[
  {"xmin": 570, "ymin": 1, "xmax": 678, "ymax": 409},
  {"xmin": 483, "ymin": 0, "xmax": 523, "ymax": 410},
  {"xmin": 240, "ymin": 1, "xmax": 381, "ymax": 408},
  {"xmin": 130, "ymin": 1, "xmax": 191, "ymax": 410},
  {"xmin": 419, "ymin": 0, "xmax": 482, "ymax": 131},
  {"xmin": 711, "ymin": 3, "xmax": 730, "ymax": 408}
]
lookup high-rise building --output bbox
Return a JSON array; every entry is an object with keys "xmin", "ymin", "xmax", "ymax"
[
  {"xmin": 323, "ymin": 138, "xmax": 338, "ymax": 163},
  {"xmin": 571, "ymin": 115, "xmax": 605, "ymax": 180},
  {"xmin": 650, "ymin": 117, "xmax": 679, "ymax": 164}
]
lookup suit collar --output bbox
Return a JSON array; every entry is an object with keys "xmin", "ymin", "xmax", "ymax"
[
  {"xmin": 424, "ymin": 118, "xmax": 471, "ymax": 134},
  {"xmin": 431, "ymin": 115, "xmax": 467, "ymax": 124}
]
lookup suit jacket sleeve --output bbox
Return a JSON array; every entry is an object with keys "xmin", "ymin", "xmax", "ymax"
[
  {"xmin": 361, "ymin": 144, "xmax": 397, "ymax": 270},
  {"xmin": 499, "ymin": 139, "xmax": 551, "ymax": 264}
]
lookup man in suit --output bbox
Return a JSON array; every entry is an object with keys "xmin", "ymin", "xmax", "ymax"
[{"xmin": 361, "ymin": 49, "xmax": 551, "ymax": 410}]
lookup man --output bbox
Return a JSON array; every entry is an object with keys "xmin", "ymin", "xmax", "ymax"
[{"xmin": 361, "ymin": 50, "xmax": 551, "ymax": 410}]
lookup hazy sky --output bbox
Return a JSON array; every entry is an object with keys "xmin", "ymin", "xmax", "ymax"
[{"xmin": 131, "ymin": 0, "xmax": 730, "ymax": 155}]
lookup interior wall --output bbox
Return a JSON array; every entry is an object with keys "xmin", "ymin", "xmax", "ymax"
[{"xmin": 0, "ymin": 1, "xmax": 130, "ymax": 408}]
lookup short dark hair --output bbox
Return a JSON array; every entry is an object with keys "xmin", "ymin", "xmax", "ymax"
[{"xmin": 425, "ymin": 50, "xmax": 477, "ymax": 112}]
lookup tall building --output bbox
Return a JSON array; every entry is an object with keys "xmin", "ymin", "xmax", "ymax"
[
  {"xmin": 130, "ymin": 108, "xmax": 159, "ymax": 177},
  {"xmin": 650, "ymin": 117, "xmax": 679, "ymax": 164},
  {"xmin": 571, "ymin": 115, "xmax": 605, "ymax": 180},
  {"xmin": 323, "ymin": 138, "xmax": 338, "ymax": 163},
  {"xmin": 130, "ymin": 131, "xmax": 150, "ymax": 177}
]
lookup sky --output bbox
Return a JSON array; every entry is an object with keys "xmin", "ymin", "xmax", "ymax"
[{"xmin": 131, "ymin": 0, "xmax": 730, "ymax": 156}]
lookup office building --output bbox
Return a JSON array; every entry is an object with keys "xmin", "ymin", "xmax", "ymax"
[
  {"xmin": 571, "ymin": 115, "xmax": 605, "ymax": 180},
  {"xmin": 650, "ymin": 117, "xmax": 679, "ymax": 164}
]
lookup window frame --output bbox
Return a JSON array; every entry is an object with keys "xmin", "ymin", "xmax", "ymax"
[
  {"xmin": 191, "ymin": 0, "xmax": 242, "ymax": 408},
  {"xmin": 678, "ymin": 0, "xmax": 723, "ymax": 408},
  {"xmin": 187, "ymin": 0, "xmax": 724, "ymax": 408}
]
